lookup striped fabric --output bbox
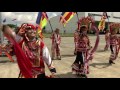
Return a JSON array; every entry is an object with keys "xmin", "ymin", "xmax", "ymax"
[
  {"xmin": 36, "ymin": 12, "xmax": 48, "ymax": 36},
  {"xmin": 60, "ymin": 12, "xmax": 76, "ymax": 27}
]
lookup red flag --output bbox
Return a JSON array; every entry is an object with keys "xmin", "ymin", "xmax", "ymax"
[{"xmin": 60, "ymin": 12, "xmax": 76, "ymax": 27}]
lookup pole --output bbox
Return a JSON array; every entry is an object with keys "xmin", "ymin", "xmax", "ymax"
[
  {"xmin": 0, "ymin": 12, "xmax": 4, "ymax": 43},
  {"xmin": 107, "ymin": 12, "xmax": 110, "ymax": 30},
  {"xmin": 48, "ymin": 19, "xmax": 53, "ymax": 33},
  {"xmin": 62, "ymin": 25, "xmax": 66, "ymax": 34},
  {"xmin": 76, "ymin": 12, "xmax": 79, "ymax": 21},
  {"xmin": 107, "ymin": 17, "xmax": 110, "ymax": 30},
  {"xmin": 16, "ymin": 21, "xmax": 17, "ymax": 27},
  {"xmin": 76, "ymin": 12, "xmax": 80, "ymax": 31}
]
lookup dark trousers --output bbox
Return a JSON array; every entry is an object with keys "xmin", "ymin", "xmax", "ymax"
[
  {"xmin": 37, "ymin": 73, "xmax": 46, "ymax": 78},
  {"xmin": 110, "ymin": 45, "xmax": 114, "ymax": 53},
  {"xmin": 74, "ymin": 52, "xmax": 84, "ymax": 65}
]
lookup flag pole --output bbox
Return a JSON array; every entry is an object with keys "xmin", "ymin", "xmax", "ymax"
[
  {"xmin": 76, "ymin": 12, "xmax": 80, "ymax": 31},
  {"xmin": 107, "ymin": 13, "xmax": 110, "ymax": 30},
  {"xmin": 76, "ymin": 12, "xmax": 79, "ymax": 22},
  {"xmin": 48, "ymin": 19, "xmax": 54, "ymax": 33},
  {"xmin": 62, "ymin": 25, "xmax": 66, "ymax": 34}
]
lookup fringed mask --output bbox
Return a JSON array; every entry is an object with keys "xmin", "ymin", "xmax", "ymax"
[
  {"xmin": 78, "ymin": 16, "xmax": 94, "ymax": 34},
  {"xmin": 109, "ymin": 23, "xmax": 120, "ymax": 34}
]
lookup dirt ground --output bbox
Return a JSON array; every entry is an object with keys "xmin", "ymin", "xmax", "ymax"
[{"xmin": 0, "ymin": 35, "xmax": 120, "ymax": 78}]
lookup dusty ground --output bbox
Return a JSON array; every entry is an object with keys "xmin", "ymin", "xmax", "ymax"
[{"xmin": 0, "ymin": 35, "xmax": 120, "ymax": 78}]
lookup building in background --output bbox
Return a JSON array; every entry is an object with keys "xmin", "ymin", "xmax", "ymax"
[
  {"xmin": 45, "ymin": 12, "xmax": 120, "ymax": 33},
  {"xmin": 0, "ymin": 12, "xmax": 4, "ymax": 43}
]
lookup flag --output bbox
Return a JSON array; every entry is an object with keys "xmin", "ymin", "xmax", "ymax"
[
  {"xmin": 12, "ymin": 19, "xmax": 17, "ymax": 21},
  {"xmin": 98, "ymin": 12, "xmax": 108, "ymax": 31},
  {"xmin": 36, "ymin": 12, "xmax": 48, "ymax": 38},
  {"xmin": 3, "ymin": 18, "xmax": 6, "ymax": 23},
  {"xmin": 60, "ymin": 12, "xmax": 76, "ymax": 27}
]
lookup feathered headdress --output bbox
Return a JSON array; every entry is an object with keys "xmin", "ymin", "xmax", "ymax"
[
  {"xmin": 78, "ymin": 16, "xmax": 94, "ymax": 30},
  {"xmin": 109, "ymin": 23, "xmax": 120, "ymax": 33},
  {"xmin": 19, "ymin": 23, "xmax": 37, "ymax": 32}
]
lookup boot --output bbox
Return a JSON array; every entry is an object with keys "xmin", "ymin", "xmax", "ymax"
[
  {"xmin": 111, "ymin": 61, "xmax": 115, "ymax": 64},
  {"xmin": 80, "ymin": 74, "xmax": 87, "ymax": 78},
  {"xmin": 109, "ymin": 60, "xmax": 112, "ymax": 65},
  {"xmin": 109, "ymin": 60, "xmax": 115, "ymax": 64}
]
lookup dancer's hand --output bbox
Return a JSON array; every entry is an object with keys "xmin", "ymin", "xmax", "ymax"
[
  {"xmin": 88, "ymin": 53, "xmax": 93, "ymax": 60},
  {"xmin": 89, "ymin": 55, "xmax": 93, "ymax": 60}
]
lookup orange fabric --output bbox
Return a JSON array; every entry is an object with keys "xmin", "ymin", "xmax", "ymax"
[{"xmin": 5, "ymin": 52, "xmax": 14, "ymax": 62}]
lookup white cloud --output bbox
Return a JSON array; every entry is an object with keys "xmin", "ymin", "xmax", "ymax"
[
  {"xmin": 2, "ymin": 12, "xmax": 120, "ymax": 26},
  {"xmin": 1, "ymin": 12, "xmax": 61, "ymax": 26}
]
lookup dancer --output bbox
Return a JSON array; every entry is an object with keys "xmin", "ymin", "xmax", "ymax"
[
  {"xmin": 104, "ymin": 29, "xmax": 110, "ymax": 51},
  {"xmin": 109, "ymin": 23, "xmax": 120, "ymax": 64},
  {"xmin": 2, "ymin": 24, "xmax": 56, "ymax": 78},
  {"xmin": 50, "ymin": 28, "xmax": 61, "ymax": 60},
  {"xmin": 0, "ymin": 43, "xmax": 14, "ymax": 62},
  {"xmin": 72, "ymin": 16, "xmax": 99, "ymax": 78},
  {"xmin": 74, "ymin": 28, "xmax": 80, "ymax": 55}
]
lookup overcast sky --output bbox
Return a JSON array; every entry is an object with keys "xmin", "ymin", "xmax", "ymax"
[
  {"xmin": 1, "ymin": 12, "xmax": 120, "ymax": 26},
  {"xmin": 1, "ymin": 12, "xmax": 62, "ymax": 26}
]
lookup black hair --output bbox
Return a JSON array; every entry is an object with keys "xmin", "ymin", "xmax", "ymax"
[{"xmin": 80, "ymin": 26, "xmax": 87, "ymax": 33}]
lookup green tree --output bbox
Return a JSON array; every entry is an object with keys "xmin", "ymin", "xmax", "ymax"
[{"xmin": 7, "ymin": 24, "xmax": 17, "ymax": 28}]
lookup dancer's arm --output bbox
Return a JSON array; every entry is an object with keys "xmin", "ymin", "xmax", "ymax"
[
  {"xmin": 2, "ymin": 25, "xmax": 23, "ymax": 43},
  {"xmin": 42, "ymin": 42, "xmax": 56, "ymax": 76},
  {"xmin": 2, "ymin": 25, "xmax": 16, "ymax": 40}
]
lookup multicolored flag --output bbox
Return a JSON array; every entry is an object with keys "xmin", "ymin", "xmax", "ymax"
[
  {"xmin": 36, "ymin": 12, "xmax": 48, "ymax": 38},
  {"xmin": 98, "ymin": 12, "xmax": 108, "ymax": 31},
  {"xmin": 60, "ymin": 12, "xmax": 76, "ymax": 27}
]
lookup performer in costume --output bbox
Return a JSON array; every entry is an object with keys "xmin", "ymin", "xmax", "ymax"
[
  {"xmin": 6, "ymin": 41, "xmax": 15, "ymax": 56},
  {"xmin": 2, "ymin": 24, "xmax": 56, "ymax": 78},
  {"xmin": 104, "ymin": 29, "xmax": 110, "ymax": 51},
  {"xmin": 0, "ymin": 43, "xmax": 14, "ymax": 62},
  {"xmin": 72, "ymin": 16, "xmax": 99, "ymax": 78},
  {"xmin": 50, "ymin": 28, "xmax": 61, "ymax": 60},
  {"xmin": 74, "ymin": 28, "xmax": 80, "ymax": 55},
  {"xmin": 109, "ymin": 23, "xmax": 120, "ymax": 64}
]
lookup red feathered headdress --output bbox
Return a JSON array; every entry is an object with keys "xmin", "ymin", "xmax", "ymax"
[
  {"xmin": 109, "ymin": 23, "xmax": 120, "ymax": 33},
  {"xmin": 78, "ymin": 16, "xmax": 94, "ymax": 30},
  {"xmin": 25, "ymin": 24, "xmax": 37, "ymax": 31}
]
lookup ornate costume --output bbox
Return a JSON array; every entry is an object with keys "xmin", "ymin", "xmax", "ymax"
[
  {"xmin": 74, "ymin": 29, "xmax": 80, "ymax": 55},
  {"xmin": 51, "ymin": 28, "xmax": 61, "ymax": 60},
  {"xmin": 72, "ymin": 16, "xmax": 99, "ymax": 78},
  {"xmin": 109, "ymin": 23, "xmax": 120, "ymax": 64},
  {"xmin": 104, "ymin": 30, "xmax": 110, "ymax": 51},
  {"xmin": 0, "ymin": 43, "xmax": 14, "ymax": 62},
  {"xmin": 2, "ymin": 24, "xmax": 56, "ymax": 78}
]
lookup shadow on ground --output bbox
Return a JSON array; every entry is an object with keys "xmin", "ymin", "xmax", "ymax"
[
  {"xmin": 0, "ymin": 60, "xmax": 17, "ymax": 63},
  {"xmin": 56, "ymin": 72, "xmax": 80, "ymax": 78},
  {"xmin": 90, "ymin": 62, "xmax": 111, "ymax": 69},
  {"xmin": 0, "ymin": 60, "xmax": 11, "ymax": 63},
  {"xmin": 97, "ymin": 50, "xmax": 106, "ymax": 52},
  {"xmin": 61, "ymin": 54, "xmax": 75, "ymax": 58}
]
